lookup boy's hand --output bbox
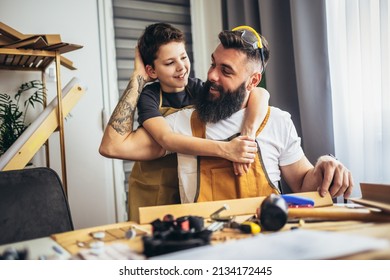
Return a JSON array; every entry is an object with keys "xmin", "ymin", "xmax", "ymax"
[
  {"xmin": 233, "ymin": 162, "xmax": 251, "ymax": 176},
  {"xmin": 225, "ymin": 135, "xmax": 257, "ymax": 164},
  {"xmin": 227, "ymin": 135, "xmax": 256, "ymax": 175}
]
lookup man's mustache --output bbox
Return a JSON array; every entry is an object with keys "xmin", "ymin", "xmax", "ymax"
[{"xmin": 204, "ymin": 81, "xmax": 224, "ymax": 93}]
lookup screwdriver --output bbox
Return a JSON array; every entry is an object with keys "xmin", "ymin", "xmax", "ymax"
[
  {"xmin": 228, "ymin": 221, "xmax": 261, "ymax": 234},
  {"xmin": 239, "ymin": 221, "xmax": 261, "ymax": 234}
]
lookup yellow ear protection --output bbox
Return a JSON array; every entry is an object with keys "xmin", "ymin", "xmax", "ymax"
[{"xmin": 232, "ymin": 25, "xmax": 266, "ymax": 73}]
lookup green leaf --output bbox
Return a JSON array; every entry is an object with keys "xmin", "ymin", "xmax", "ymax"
[{"xmin": 0, "ymin": 80, "xmax": 46, "ymax": 156}]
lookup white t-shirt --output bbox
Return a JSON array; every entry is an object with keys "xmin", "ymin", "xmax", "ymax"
[{"xmin": 165, "ymin": 106, "xmax": 304, "ymax": 203}]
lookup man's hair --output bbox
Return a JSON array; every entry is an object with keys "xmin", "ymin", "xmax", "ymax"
[
  {"xmin": 218, "ymin": 30, "xmax": 270, "ymax": 73},
  {"xmin": 138, "ymin": 22, "xmax": 185, "ymax": 67}
]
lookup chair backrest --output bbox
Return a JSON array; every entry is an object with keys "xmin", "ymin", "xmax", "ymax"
[{"xmin": 0, "ymin": 167, "xmax": 74, "ymax": 245}]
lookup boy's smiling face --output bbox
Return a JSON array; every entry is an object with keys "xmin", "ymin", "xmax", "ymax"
[{"xmin": 147, "ymin": 41, "xmax": 190, "ymax": 93}]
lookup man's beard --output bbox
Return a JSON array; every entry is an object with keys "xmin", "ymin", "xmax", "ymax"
[{"xmin": 195, "ymin": 80, "xmax": 247, "ymax": 123}]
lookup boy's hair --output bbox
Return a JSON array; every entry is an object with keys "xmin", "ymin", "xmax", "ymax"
[
  {"xmin": 138, "ymin": 22, "xmax": 185, "ymax": 67},
  {"xmin": 218, "ymin": 30, "xmax": 270, "ymax": 73}
]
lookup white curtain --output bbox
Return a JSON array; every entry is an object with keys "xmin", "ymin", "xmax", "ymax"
[{"xmin": 326, "ymin": 0, "xmax": 390, "ymax": 198}]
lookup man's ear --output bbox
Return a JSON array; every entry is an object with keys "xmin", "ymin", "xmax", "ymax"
[
  {"xmin": 145, "ymin": 65, "xmax": 158, "ymax": 80},
  {"xmin": 247, "ymin": 72, "xmax": 262, "ymax": 91}
]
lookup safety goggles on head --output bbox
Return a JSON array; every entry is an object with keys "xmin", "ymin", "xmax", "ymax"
[
  {"xmin": 232, "ymin": 25, "xmax": 266, "ymax": 73},
  {"xmin": 232, "ymin": 25, "xmax": 263, "ymax": 49}
]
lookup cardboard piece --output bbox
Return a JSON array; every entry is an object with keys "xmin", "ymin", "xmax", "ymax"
[
  {"xmin": 350, "ymin": 183, "xmax": 390, "ymax": 214},
  {"xmin": 139, "ymin": 192, "xmax": 333, "ymax": 224}
]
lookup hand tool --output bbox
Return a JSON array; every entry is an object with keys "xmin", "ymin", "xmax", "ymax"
[{"xmin": 259, "ymin": 194, "xmax": 288, "ymax": 231}]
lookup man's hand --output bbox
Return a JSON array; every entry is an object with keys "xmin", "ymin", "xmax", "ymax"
[
  {"xmin": 313, "ymin": 155, "xmax": 353, "ymax": 198},
  {"xmin": 134, "ymin": 47, "xmax": 155, "ymax": 84}
]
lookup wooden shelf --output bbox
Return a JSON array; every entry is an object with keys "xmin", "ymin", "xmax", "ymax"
[
  {"xmin": 0, "ymin": 22, "xmax": 83, "ymax": 196},
  {"xmin": 0, "ymin": 48, "xmax": 76, "ymax": 71}
]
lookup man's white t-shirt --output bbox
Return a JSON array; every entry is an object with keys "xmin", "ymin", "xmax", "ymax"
[{"xmin": 165, "ymin": 106, "xmax": 304, "ymax": 203}]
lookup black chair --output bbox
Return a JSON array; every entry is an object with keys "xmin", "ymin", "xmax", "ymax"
[{"xmin": 0, "ymin": 167, "xmax": 74, "ymax": 245}]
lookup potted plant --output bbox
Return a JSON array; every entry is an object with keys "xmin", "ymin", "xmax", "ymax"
[{"xmin": 0, "ymin": 80, "xmax": 45, "ymax": 156}]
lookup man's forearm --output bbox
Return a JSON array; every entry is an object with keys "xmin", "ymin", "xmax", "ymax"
[
  {"xmin": 99, "ymin": 72, "xmax": 147, "ymax": 158},
  {"xmin": 108, "ymin": 72, "xmax": 146, "ymax": 135}
]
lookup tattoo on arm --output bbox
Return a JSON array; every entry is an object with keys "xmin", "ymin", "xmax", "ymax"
[{"xmin": 108, "ymin": 75, "xmax": 146, "ymax": 135}]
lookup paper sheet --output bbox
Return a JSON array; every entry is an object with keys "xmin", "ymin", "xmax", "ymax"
[
  {"xmin": 0, "ymin": 237, "xmax": 71, "ymax": 260},
  {"xmin": 152, "ymin": 229, "xmax": 389, "ymax": 260}
]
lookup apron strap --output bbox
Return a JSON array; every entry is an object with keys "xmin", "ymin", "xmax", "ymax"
[
  {"xmin": 190, "ymin": 110, "xmax": 206, "ymax": 138},
  {"xmin": 255, "ymin": 106, "xmax": 271, "ymax": 136}
]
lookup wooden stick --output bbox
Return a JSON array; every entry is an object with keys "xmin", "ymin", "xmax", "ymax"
[
  {"xmin": 139, "ymin": 192, "xmax": 333, "ymax": 224},
  {"xmin": 288, "ymin": 207, "xmax": 390, "ymax": 222}
]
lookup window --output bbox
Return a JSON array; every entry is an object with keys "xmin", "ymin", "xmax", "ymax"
[
  {"xmin": 326, "ymin": 0, "xmax": 390, "ymax": 195},
  {"xmin": 111, "ymin": 0, "xmax": 194, "ymax": 214}
]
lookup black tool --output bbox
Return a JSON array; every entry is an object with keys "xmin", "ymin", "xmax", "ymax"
[
  {"xmin": 143, "ymin": 215, "xmax": 211, "ymax": 257},
  {"xmin": 259, "ymin": 194, "xmax": 288, "ymax": 231}
]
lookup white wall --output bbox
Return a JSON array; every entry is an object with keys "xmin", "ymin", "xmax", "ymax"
[
  {"xmin": 0, "ymin": 0, "xmax": 117, "ymax": 229},
  {"xmin": 190, "ymin": 0, "xmax": 223, "ymax": 80}
]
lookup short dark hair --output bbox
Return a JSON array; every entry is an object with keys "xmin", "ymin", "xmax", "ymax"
[
  {"xmin": 137, "ymin": 22, "xmax": 185, "ymax": 67},
  {"xmin": 218, "ymin": 30, "xmax": 270, "ymax": 73}
]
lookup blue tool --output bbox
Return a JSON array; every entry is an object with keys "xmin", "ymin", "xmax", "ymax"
[{"xmin": 281, "ymin": 195, "xmax": 315, "ymax": 207}]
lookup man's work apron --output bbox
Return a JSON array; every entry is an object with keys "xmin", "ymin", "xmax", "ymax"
[
  {"xmin": 190, "ymin": 107, "xmax": 279, "ymax": 202},
  {"xmin": 128, "ymin": 90, "xmax": 193, "ymax": 222}
]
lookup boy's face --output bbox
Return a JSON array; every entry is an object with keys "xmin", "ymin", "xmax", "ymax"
[{"xmin": 148, "ymin": 41, "xmax": 190, "ymax": 93}]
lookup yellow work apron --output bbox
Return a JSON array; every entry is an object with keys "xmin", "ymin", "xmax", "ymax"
[
  {"xmin": 190, "ymin": 107, "xmax": 279, "ymax": 202},
  {"xmin": 128, "ymin": 90, "xmax": 193, "ymax": 222}
]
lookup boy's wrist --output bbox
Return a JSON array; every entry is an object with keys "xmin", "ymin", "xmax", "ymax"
[
  {"xmin": 218, "ymin": 141, "xmax": 230, "ymax": 159},
  {"xmin": 240, "ymin": 127, "xmax": 256, "ymax": 139}
]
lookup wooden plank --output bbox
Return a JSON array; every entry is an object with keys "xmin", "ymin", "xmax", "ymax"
[
  {"xmin": 288, "ymin": 206, "xmax": 390, "ymax": 222},
  {"xmin": 59, "ymin": 55, "xmax": 76, "ymax": 70},
  {"xmin": 0, "ymin": 79, "xmax": 86, "ymax": 170},
  {"xmin": 139, "ymin": 192, "xmax": 333, "ymax": 224},
  {"xmin": 51, "ymin": 221, "xmax": 150, "ymax": 255},
  {"xmin": 24, "ymin": 34, "xmax": 62, "ymax": 46},
  {"xmin": 44, "ymin": 42, "xmax": 83, "ymax": 54},
  {"xmin": 3, "ymin": 36, "xmax": 48, "ymax": 49},
  {"xmin": 0, "ymin": 48, "xmax": 56, "ymax": 57},
  {"xmin": 140, "ymin": 197, "xmax": 263, "ymax": 224},
  {"xmin": 0, "ymin": 34, "xmax": 14, "ymax": 46},
  {"xmin": 0, "ymin": 22, "xmax": 27, "ymax": 41}
]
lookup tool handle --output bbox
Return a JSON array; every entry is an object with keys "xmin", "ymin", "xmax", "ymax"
[
  {"xmin": 288, "ymin": 207, "xmax": 390, "ymax": 222},
  {"xmin": 282, "ymin": 194, "xmax": 315, "ymax": 206}
]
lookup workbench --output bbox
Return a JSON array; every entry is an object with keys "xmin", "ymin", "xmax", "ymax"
[
  {"xmin": 2, "ymin": 192, "xmax": 389, "ymax": 260},
  {"xmin": 49, "ymin": 192, "xmax": 390, "ymax": 260}
]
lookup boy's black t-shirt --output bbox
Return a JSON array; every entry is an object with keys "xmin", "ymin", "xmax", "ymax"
[{"xmin": 137, "ymin": 77, "xmax": 204, "ymax": 125}]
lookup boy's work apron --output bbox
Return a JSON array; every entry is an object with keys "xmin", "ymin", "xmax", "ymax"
[
  {"xmin": 128, "ymin": 90, "xmax": 193, "ymax": 222},
  {"xmin": 190, "ymin": 107, "xmax": 279, "ymax": 202}
]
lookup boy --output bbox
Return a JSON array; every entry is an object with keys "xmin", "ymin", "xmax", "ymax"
[{"xmin": 100, "ymin": 23, "xmax": 270, "ymax": 221}]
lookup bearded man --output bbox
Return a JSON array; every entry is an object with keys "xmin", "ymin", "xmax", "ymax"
[{"xmin": 100, "ymin": 27, "xmax": 353, "ymax": 205}]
